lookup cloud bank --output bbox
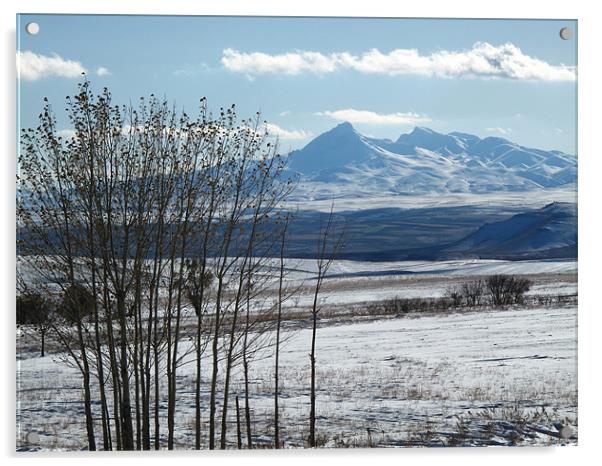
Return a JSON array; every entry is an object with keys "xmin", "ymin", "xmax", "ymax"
[
  {"xmin": 17, "ymin": 51, "xmax": 87, "ymax": 81},
  {"xmin": 318, "ymin": 109, "xmax": 430, "ymax": 126},
  {"xmin": 222, "ymin": 42, "xmax": 575, "ymax": 82},
  {"xmin": 265, "ymin": 123, "xmax": 310, "ymax": 140}
]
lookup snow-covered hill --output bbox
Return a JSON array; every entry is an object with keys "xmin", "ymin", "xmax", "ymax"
[
  {"xmin": 287, "ymin": 123, "xmax": 577, "ymax": 197},
  {"xmin": 441, "ymin": 202, "xmax": 577, "ymax": 259}
]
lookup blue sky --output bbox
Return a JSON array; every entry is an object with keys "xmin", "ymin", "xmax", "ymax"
[{"xmin": 17, "ymin": 15, "xmax": 577, "ymax": 153}]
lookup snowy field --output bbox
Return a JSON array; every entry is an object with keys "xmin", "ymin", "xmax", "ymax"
[
  {"xmin": 18, "ymin": 258, "xmax": 578, "ymax": 311},
  {"xmin": 16, "ymin": 258, "xmax": 577, "ymax": 450},
  {"xmin": 259, "ymin": 258, "xmax": 577, "ymax": 309},
  {"xmin": 281, "ymin": 258, "xmax": 577, "ymax": 280},
  {"xmin": 287, "ymin": 186, "xmax": 577, "ymax": 212}
]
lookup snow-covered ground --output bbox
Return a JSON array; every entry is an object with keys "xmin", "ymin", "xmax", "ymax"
[
  {"xmin": 17, "ymin": 302, "xmax": 577, "ymax": 449},
  {"xmin": 16, "ymin": 257, "xmax": 577, "ymax": 450},
  {"xmin": 18, "ymin": 258, "xmax": 577, "ymax": 312},
  {"xmin": 265, "ymin": 305, "xmax": 577, "ymax": 447},
  {"xmin": 281, "ymin": 257, "xmax": 576, "ymax": 279},
  {"xmin": 261, "ymin": 258, "xmax": 577, "ymax": 309},
  {"xmin": 287, "ymin": 186, "xmax": 577, "ymax": 212}
]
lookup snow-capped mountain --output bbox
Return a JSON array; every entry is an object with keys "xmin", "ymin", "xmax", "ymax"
[{"xmin": 287, "ymin": 123, "xmax": 576, "ymax": 197}]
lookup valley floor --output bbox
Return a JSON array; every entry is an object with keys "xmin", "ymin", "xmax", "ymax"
[
  {"xmin": 274, "ymin": 258, "xmax": 576, "ymax": 310},
  {"xmin": 16, "ymin": 263, "xmax": 577, "ymax": 450}
]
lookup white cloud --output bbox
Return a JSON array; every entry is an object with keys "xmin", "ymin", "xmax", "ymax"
[
  {"xmin": 318, "ymin": 109, "xmax": 430, "ymax": 126},
  {"xmin": 486, "ymin": 126, "xmax": 513, "ymax": 135},
  {"xmin": 278, "ymin": 110, "xmax": 291, "ymax": 117},
  {"xmin": 96, "ymin": 67, "xmax": 111, "ymax": 77},
  {"xmin": 56, "ymin": 129, "xmax": 76, "ymax": 139},
  {"xmin": 222, "ymin": 48, "xmax": 338, "ymax": 76},
  {"xmin": 221, "ymin": 42, "xmax": 575, "ymax": 82},
  {"xmin": 173, "ymin": 63, "xmax": 211, "ymax": 76},
  {"xmin": 17, "ymin": 51, "xmax": 87, "ymax": 81},
  {"xmin": 265, "ymin": 123, "xmax": 310, "ymax": 140}
]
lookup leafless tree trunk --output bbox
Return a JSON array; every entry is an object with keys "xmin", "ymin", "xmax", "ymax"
[
  {"xmin": 308, "ymin": 205, "xmax": 344, "ymax": 447},
  {"xmin": 236, "ymin": 395, "xmax": 242, "ymax": 449},
  {"xmin": 274, "ymin": 214, "xmax": 290, "ymax": 448},
  {"xmin": 241, "ymin": 307, "xmax": 253, "ymax": 448}
]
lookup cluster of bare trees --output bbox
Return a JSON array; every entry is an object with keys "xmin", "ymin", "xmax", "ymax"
[
  {"xmin": 17, "ymin": 82, "xmax": 342, "ymax": 450},
  {"xmin": 485, "ymin": 275, "xmax": 532, "ymax": 305},
  {"xmin": 446, "ymin": 275, "xmax": 532, "ymax": 307}
]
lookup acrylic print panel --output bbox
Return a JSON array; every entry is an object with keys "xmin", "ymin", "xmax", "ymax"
[{"xmin": 16, "ymin": 14, "xmax": 577, "ymax": 451}]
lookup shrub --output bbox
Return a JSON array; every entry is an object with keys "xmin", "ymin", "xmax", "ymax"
[
  {"xmin": 17, "ymin": 291, "xmax": 50, "ymax": 326},
  {"xmin": 445, "ymin": 286, "xmax": 463, "ymax": 307},
  {"xmin": 461, "ymin": 279, "xmax": 485, "ymax": 307},
  {"xmin": 486, "ymin": 275, "xmax": 532, "ymax": 305},
  {"xmin": 61, "ymin": 284, "xmax": 96, "ymax": 323},
  {"xmin": 368, "ymin": 296, "xmax": 451, "ymax": 316}
]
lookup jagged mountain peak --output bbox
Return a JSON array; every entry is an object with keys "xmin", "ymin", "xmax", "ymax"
[
  {"xmin": 410, "ymin": 126, "xmax": 437, "ymax": 135},
  {"xmin": 394, "ymin": 127, "xmax": 467, "ymax": 154},
  {"xmin": 331, "ymin": 121, "xmax": 356, "ymax": 132},
  {"xmin": 397, "ymin": 126, "xmax": 443, "ymax": 142},
  {"xmin": 314, "ymin": 121, "xmax": 361, "ymax": 142},
  {"xmin": 287, "ymin": 121, "xmax": 370, "ymax": 174}
]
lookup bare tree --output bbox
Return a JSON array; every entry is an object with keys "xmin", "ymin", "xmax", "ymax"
[
  {"xmin": 445, "ymin": 286, "xmax": 463, "ymax": 308},
  {"xmin": 16, "ymin": 289, "xmax": 52, "ymax": 357},
  {"xmin": 308, "ymin": 205, "xmax": 345, "ymax": 447},
  {"xmin": 274, "ymin": 213, "xmax": 290, "ymax": 448},
  {"xmin": 461, "ymin": 279, "xmax": 485, "ymax": 307},
  {"xmin": 18, "ymin": 81, "xmax": 298, "ymax": 451}
]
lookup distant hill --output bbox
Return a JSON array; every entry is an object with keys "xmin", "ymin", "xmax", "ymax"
[
  {"xmin": 18, "ymin": 203, "xmax": 577, "ymax": 261},
  {"xmin": 439, "ymin": 202, "xmax": 577, "ymax": 260},
  {"xmin": 278, "ymin": 203, "xmax": 577, "ymax": 261}
]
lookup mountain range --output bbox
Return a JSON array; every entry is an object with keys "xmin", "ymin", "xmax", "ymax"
[{"xmin": 287, "ymin": 123, "xmax": 577, "ymax": 197}]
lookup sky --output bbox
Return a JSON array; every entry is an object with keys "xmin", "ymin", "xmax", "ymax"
[{"xmin": 17, "ymin": 15, "xmax": 577, "ymax": 154}]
